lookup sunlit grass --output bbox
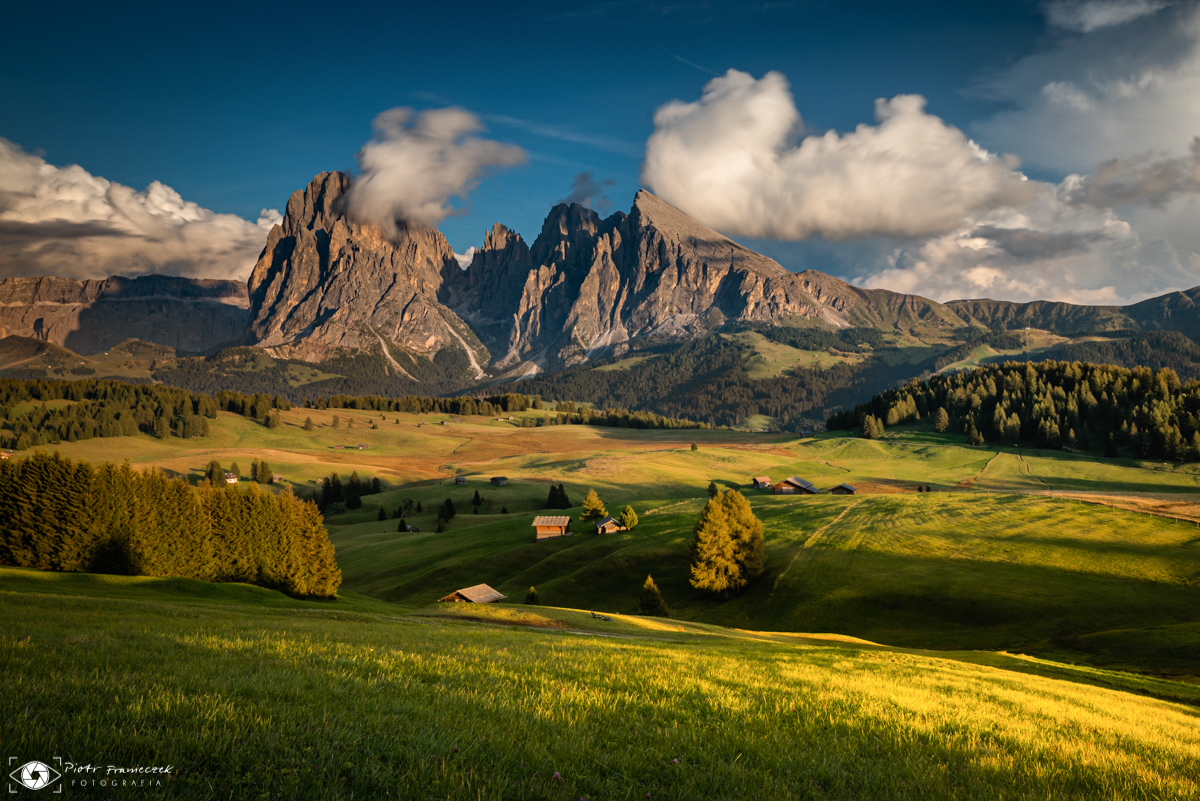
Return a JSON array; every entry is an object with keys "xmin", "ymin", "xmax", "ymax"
[{"xmin": 3, "ymin": 573, "xmax": 1199, "ymax": 800}]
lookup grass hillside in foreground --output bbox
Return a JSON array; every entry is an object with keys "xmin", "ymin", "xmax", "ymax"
[
  {"xmin": 2, "ymin": 569, "xmax": 1198, "ymax": 800},
  {"xmin": 15, "ymin": 410, "xmax": 1200, "ymax": 677}
]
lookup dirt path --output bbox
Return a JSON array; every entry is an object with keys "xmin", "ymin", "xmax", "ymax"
[{"xmin": 1017, "ymin": 452, "xmax": 1053, "ymax": 489}]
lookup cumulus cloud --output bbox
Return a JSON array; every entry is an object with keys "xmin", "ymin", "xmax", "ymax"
[
  {"xmin": 345, "ymin": 107, "xmax": 526, "ymax": 233},
  {"xmin": 0, "ymin": 138, "xmax": 278, "ymax": 281},
  {"xmin": 557, "ymin": 171, "xmax": 617, "ymax": 211},
  {"xmin": 974, "ymin": 2, "xmax": 1200, "ymax": 173},
  {"xmin": 852, "ymin": 182, "xmax": 1199, "ymax": 304},
  {"xmin": 1063, "ymin": 137, "xmax": 1200, "ymax": 207},
  {"xmin": 646, "ymin": 69, "xmax": 1200, "ymax": 304},
  {"xmin": 1044, "ymin": 0, "xmax": 1172, "ymax": 32},
  {"xmin": 641, "ymin": 70, "xmax": 1036, "ymax": 241}
]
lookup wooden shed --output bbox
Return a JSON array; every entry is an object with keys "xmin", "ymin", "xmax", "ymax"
[
  {"xmin": 830, "ymin": 483, "xmax": 857, "ymax": 495},
  {"xmin": 773, "ymin": 476, "xmax": 817, "ymax": 495},
  {"xmin": 438, "ymin": 583, "xmax": 506, "ymax": 603},
  {"xmin": 490, "ymin": 476, "xmax": 508, "ymax": 486},
  {"xmin": 455, "ymin": 476, "xmax": 468, "ymax": 485},
  {"xmin": 595, "ymin": 515, "xmax": 627, "ymax": 534},
  {"xmin": 750, "ymin": 476, "xmax": 772, "ymax": 489},
  {"xmin": 533, "ymin": 515, "xmax": 571, "ymax": 540}
]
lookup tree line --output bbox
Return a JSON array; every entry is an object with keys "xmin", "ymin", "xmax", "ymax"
[
  {"xmin": 0, "ymin": 451, "xmax": 341, "ymax": 597},
  {"xmin": 828, "ymin": 360, "xmax": 1200, "ymax": 461},
  {"xmin": 0, "ymin": 379, "xmax": 292, "ymax": 451}
]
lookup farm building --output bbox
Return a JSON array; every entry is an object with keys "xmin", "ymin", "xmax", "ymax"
[
  {"xmin": 455, "ymin": 476, "xmax": 468, "ymax": 485},
  {"xmin": 0, "ymin": 450, "xmax": 11, "ymax": 460},
  {"xmin": 271, "ymin": 474, "xmax": 284, "ymax": 483},
  {"xmin": 595, "ymin": 516, "xmax": 627, "ymax": 534},
  {"xmin": 491, "ymin": 476, "xmax": 508, "ymax": 486},
  {"xmin": 830, "ymin": 483, "xmax": 857, "ymax": 495},
  {"xmin": 438, "ymin": 584, "xmax": 506, "ymax": 603},
  {"xmin": 533, "ymin": 515, "xmax": 571, "ymax": 540},
  {"xmin": 224, "ymin": 472, "xmax": 239, "ymax": 484},
  {"xmin": 750, "ymin": 476, "xmax": 772, "ymax": 489},
  {"xmin": 773, "ymin": 476, "xmax": 817, "ymax": 495}
]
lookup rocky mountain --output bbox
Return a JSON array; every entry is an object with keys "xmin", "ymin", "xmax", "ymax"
[
  {"xmin": 0, "ymin": 274, "xmax": 248, "ymax": 354},
  {"xmin": 246, "ymin": 172, "xmax": 961, "ymax": 377},
  {"xmin": 246, "ymin": 172, "xmax": 488, "ymax": 378}
]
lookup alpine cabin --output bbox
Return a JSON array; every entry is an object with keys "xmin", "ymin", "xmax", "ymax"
[
  {"xmin": 438, "ymin": 584, "xmax": 506, "ymax": 603},
  {"xmin": 773, "ymin": 476, "xmax": 817, "ymax": 495},
  {"xmin": 533, "ymin": 515, "xmax": 571, "ymax": 540},
  {"xmin": 830, "ymin": 483, "xmax": 857, "ymax": 495},
  {"xmin": 750, "ymin": 476, "xmax": 772, "ymax": 489},
  {"xmin": 595, "ymin": 516, "xmax": 626, "ymax": 534}
]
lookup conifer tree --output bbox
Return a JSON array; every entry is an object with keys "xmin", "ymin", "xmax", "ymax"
[
  {"xmin": 933, "ymin": 407, "xmax": 949, "ymax": 433},
  {"xmin": 416, "ymin": 500, "xmax": 423, "ymax": 513},
  {"xmin": 258, "ymin": 460, "xmax": 273, "ymax": 484},
  {"xmin": 619, "ymin": 505, "xmax": 638, "ymax": 529},
  {"xmin": 378, "ymin": 506, "xmax": 387, "ymax": 521},
  {"xmin": 581, "ymin": 489, "xmax": 607, "ymax": 522},
  {"xmin": 639, "ymin": 575, "xmax": 670, "ymax": 617},
  {"xmin": 303, "ymin": 417, "xmax": 314, "ymax": 431},
  {"xmin": 689, "ymin": 497, "xmax": 737, "ymax": 595},
  {"xmin": 473, "ymin": 489, "xmax": 482, "ymax": 507},
  {"xmin": 331, "ymin": 415, "xmax": 340, "ymax": 429},
  {"xmin": 691, "ymin": 442, "xmax": 698, "ymax": 451},
  {"xmin": 525, "ymin": 585, "xmax": 540, "ymax": 605},
  {"xmin": 707, "ymin": 480, "xmax": 719, "ymax": 498},
  {"xmin": 230, "ymin": 462, "xmax": 241, "ymax": 479}
]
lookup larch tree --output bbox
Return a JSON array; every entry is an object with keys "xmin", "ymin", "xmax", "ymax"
[
  {"xmin": 581, "ymin": 489, "xmax": 607, "ymax": 521},
  {"xmin": 639, "ymin": 575, "xmax": 670, "ymax": 617}
]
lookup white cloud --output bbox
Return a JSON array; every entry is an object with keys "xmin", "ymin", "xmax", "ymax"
[
  {"xmin": 1044, "ymin": 0, "xmax": 1172, "ymax": 32},
  {"xmin": 641, "ymin": 70, "xmax": 1036, "ymax": 241},
  {"xmin": 453, "ymin": 247, "xmax": 475, "ymax": 269},
  {"xmin": 975, "ymin": 2, "xmax": 1200, "ymax": 173},
  {"xmin": 0, "ymin": 138, "xmax": 278, "ymax": 281},
  {"xmin": 345, "ymin": 107, "xmax": 526, "ymax": 232},
  {"xmin": 854, "ymin": 183, "xmax": 1198, "ymax": 304}
]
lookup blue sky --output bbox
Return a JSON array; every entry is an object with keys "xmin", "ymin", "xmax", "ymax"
[{"xmin": 3, "ymin": 0, "xmax": 1200, "ymax": 304}]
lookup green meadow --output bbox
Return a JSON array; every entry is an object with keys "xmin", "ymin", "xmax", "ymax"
[
  {"xmin": 3, "ymin": 570, "xmax": 1199, "ymax": 800},
  {"xmin": 7, "ymin": 406, "xmax": 1200, "ymax": 797}
]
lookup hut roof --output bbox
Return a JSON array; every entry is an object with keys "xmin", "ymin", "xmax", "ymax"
[
  {"xmin": 596, "ymin": 516, "xmax": 619, "ymax": 527},
  {"xmin": 832, "ymin": 483, "xmax": 858, "ymax": 491},
  {"xmin": 533, "ymin": 516, "xmax": 571, "ymax": 527},
  {"xmin": 752, "ymin": 475, "xmax": 771, "ymax": 483},
  {"xmin": 446, "ymin": 583, "xmax": 506, "ymax": 603},
  {"xmin": 781, "ymin": 476, "xmax": 815, "ymax": 490}
]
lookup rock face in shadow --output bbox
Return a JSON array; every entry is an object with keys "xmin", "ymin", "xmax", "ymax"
[
  {"xmin": 245, "ymin": 172, "xmax": 488, "ymax": 376},
  {"xmin": 0, "ymin": 275, "xmax": 248, "ymax": 354}
]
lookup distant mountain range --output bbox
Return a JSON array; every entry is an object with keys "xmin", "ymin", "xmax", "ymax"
[{"xmin": 4, "ymin": 171, "xmax": 1200, "ymax": 424}]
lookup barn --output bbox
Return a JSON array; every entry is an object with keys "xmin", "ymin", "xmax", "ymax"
[
  {"xmin": 595, "ymin": 516, "xmax": 626, "ymax": 534},
  {"xmin": 455, "ymin": 476, "xmax": 468, "ymax": 485},
  {"xmin": 773, "ymin": 476, "xmax": 817, "ymax": 495},
  {"xmin": 533, "ymin": 515, "xmax": 571, "ymax": 540},
  {"xmin": 830, "ymin": 483, "xmax": 857, "ymax": 495},
  {"xmin": 490, "ymin": 476, "xmax": 508, "ymax": 486},
  {"xmin": 750, "ymin": 476, "xmax": 772, "ymax": 489},
  {"xmin": 438, "ymin": 584, "xmax": 506, "ymax": 603}
]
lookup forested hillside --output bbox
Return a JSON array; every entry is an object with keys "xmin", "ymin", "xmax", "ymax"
[
  {"xmin": 0, "ymin": 452, "xmax": 340, "ymax": 597},
  {"xmin": 829, "ymin": 361, "xmax": 1200, "ymax": 460},
  {"xmin": 0, "ymin": 379, "xmax": 291, "ymax": 450}
]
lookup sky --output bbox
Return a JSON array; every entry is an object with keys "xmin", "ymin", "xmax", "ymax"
[{"xmin": 2, "ymin": 0, "xmax": 1199, "ymax": 305}]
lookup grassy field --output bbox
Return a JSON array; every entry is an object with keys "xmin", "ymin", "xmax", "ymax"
[
  {"xmin": 13, "ymin": 408, "xmax": 1200, "ymax": 680},
  {"xmin": 3, "ymin": 569, "xmax": 1199, "ymax": 800}
]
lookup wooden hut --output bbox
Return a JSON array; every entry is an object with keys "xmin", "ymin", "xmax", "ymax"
[
  {"xmin": 490, "ymin": 476, "xmax": 508, "ymax": 486},
  {"xmin": 455, "ymin": 476, "xmax": 468, "ymax": 485},
  {"xmin": 773, "ymin": 476, "xmax": 817, "ymax": 495},
  {"xmin": 594, "ymin": 515, "xmax": 626, "ymax": 534},
  {"xmin": 532, "ymin": 515, "xmax": 571, "ymax": 540},
  {"xmin": 438, "ymin": 583, "xmax": 506, "ymax": 603},
  {"xmin": 829, "ymin": 483, "xmax": 857, "ymax": 495},
  {"xmin": 750, "ymin": 476, "xmax": 772, "ymax": 489}
]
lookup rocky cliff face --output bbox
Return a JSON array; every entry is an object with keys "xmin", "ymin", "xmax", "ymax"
[
  {"xmin": 0, "ymin": 274, "xmax": 248, "ymax": 354},
  {"xmin": 244, "ymin": 173, "xmax": 959, "ymax": 377},
  {"xmin": 446, "ymin": 190, "xmax": 957, "ymax": 372},
  {"xmin": 246, "ymin": 172, "xmax": 488, "ymax": 376}
]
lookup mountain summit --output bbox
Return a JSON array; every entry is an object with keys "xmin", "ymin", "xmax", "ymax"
[{"xmin": 245, "ymin": 172, "xmax": 956, "ymax": 377}]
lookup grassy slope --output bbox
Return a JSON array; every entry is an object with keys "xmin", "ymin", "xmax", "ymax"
[
  {"xmin": 14, "ymin": 410, "xmax": 1200, "ymax": 679},
  {"xmin": 3, "ymin": 569, "xmax": 1199, "ymax": 800}
]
